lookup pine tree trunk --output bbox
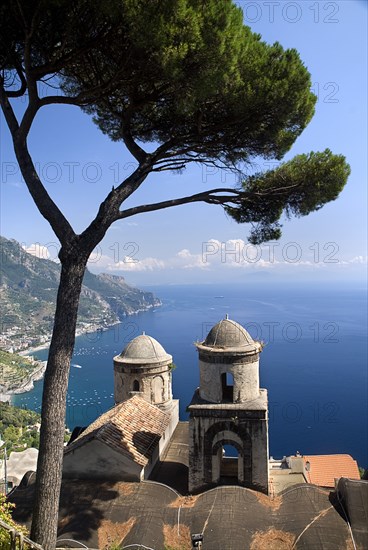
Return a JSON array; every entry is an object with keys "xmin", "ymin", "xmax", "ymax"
[{"xmin": 30, "ymin": 258, "xmax": 86, "ymax": 549}]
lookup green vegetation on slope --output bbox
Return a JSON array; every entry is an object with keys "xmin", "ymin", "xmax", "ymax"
[
  {"xmin": 0, "ymin": 350, "xmax": 38, "ymax": 393},
  {"xmin": 0, "ymin": 402, "xmax": 41, "ymax": 452}
]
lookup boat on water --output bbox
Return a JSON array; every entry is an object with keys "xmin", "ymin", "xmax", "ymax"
[
  {"xmin": 71, "ymin": 364, "xmax": 82, "ymax": 369},
  {"xmin": 214, "ymin": 296, "xmax": 224, "ymax": 298}
]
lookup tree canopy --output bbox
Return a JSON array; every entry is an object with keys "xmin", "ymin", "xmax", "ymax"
[
  {"xmin": 1, "ymin": 0, "xmax": 349, "ymax": 245},
  {"xmin": 227, "ymin": 149, "xmax": 350, "ymax": 243},
  {"xmin": 71, "ymin": 0, "xmax": 316, "ymax": 164}
]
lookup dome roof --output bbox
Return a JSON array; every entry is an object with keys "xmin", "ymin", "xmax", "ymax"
[
  {"xmin": 201, "ymin": 317, "xmax": 257, "ymax": 351},
  {"xmin": 116, "ymin": 334, "xmax": 172, "ymax": 365}
]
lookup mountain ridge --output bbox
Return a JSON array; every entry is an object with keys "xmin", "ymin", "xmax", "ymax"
[{"xmin": 0, "ymin": 236, "xmax": 161, "ymax": 351}]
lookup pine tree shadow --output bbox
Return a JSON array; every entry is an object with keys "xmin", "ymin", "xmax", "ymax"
[{"xmin": 57, "ymin": 480, "xmax": 119, "ymax": 546}]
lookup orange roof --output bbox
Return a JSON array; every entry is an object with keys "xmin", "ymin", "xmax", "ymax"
[
  {"xmin": 64, "ymin": 395, "xmax": 170, "ymax": 466},
  {"xmin": 303, "ymin": 454, "xmax": 360, "ymax": 487}
]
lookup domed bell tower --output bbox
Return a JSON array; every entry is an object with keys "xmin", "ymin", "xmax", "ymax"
[
  {"xmin": 113, "ymin": 333, "xmax": 175, "ymax": 413},
  {"xmin": 188, "ymin": 316, "xmax": 269, "ymax": 494}
]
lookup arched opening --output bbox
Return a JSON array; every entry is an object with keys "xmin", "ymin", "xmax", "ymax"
[
  {"xmin": 152, "ymin": 375, "xmax": 164, "ymax": 403},
  {"xmin": 211, "ymin": 438, "xmax": 244, "ymax": 486},
  {"xmin": 205, "ymin": 422, "xmax": 252, "ymax": 487},
  {"xmin": 220, "ymin": 444, "xmax": 239, "ymax": 483},
  {"xmin": 221, "ymin": 372, "xmax": 234, "ymax": 402},
  {"xmin": 133, "ymin": 379, "xmax": 140, "ymax": 392}
]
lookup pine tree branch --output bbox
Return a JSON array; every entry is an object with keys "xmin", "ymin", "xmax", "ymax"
[
  {"xmin": 5, "ymin": 65, "xmax": 27, "ymax": 97},
  {"xmin": 120, "ymin": 125, "xmax": 148, "ymax": 163},
  {"xmin": 13, "ymin": 136, "xmax": 76, "ymax": 246},
  {"xmin": 117, "ymin": 188, "xmax": 243, "ymax": 219},
  {"xmin": 0, "ymin": 86, "xmax": 75, "ymax": 245},
  {"xmin": 0, "ymin": 79, "xmax": 20, "ymax": 133}
]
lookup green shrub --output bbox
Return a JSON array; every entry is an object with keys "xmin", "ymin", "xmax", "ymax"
[{"xmin": 0, "ymin": 494, "xmax": 28, "ymax": 550}]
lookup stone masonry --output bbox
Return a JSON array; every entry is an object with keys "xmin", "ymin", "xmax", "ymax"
[{"xmin": 188, "ymin": 316, "xmax": 269, "ymax": 494}]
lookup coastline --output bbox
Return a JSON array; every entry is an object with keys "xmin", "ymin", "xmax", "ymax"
[
  {"xmin": 18, "ymin": 344, "xmax": 49, "ymax": 356},
  {"xmin": 18, "ymin": 301, "xmax": 161, "ymax": 357},
  {"xmin": 10, "ymin": 361, "xmax": 48, "ymax": 394},
  {"xmin": 2, "ymin": 301, "xmax": 162, "ymax": 403},
  {"xmin": 0, "ymin": 360, "xmax": 47, "ymax": 403}
]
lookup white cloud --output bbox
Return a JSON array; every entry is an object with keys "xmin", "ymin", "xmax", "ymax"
[
  {"xmin": 349, "ymin": 255, "xmax": 367, "ymax": 264},
  {"xmin": 176, "ymin": 249, "xmax": 209, "ymax": 270},
  {"xmin": 22, "ymin": 243, "xmax": 59, "ymax": 263},
  {"xmin": 87, "ymin": 253, "xmax": 112, "ymax": 268},
  {"xmin": 107, "ymin": 257, "xmax": 166, "ymax": 272},
  {"xmin": 86, "ymin": 239, "xmax": 368, "ymax": 275},
  {"xmin": 177, "ymin": 249, "xmax": 192, "ymax": 258},
  {"xmin": 331, "ymin": 255, "xmax": 368, "ymax": 267}
]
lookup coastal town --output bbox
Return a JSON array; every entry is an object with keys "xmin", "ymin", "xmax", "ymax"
[
  {"xmin": 0, "ymin": 320, "xmax": 124, "ymax": 404},
  {"xmin": 0, "ymin": 318, "xmax": 116, "ymax": 356}
]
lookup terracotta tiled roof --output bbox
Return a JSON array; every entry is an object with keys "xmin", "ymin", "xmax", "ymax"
[
  {"xmin": 64, "ymin": 395, "xmax": 170, "ymax": 466},
  {"xmin": 303, "ymin": 454, "xmax": 360, "ymax": 487}
]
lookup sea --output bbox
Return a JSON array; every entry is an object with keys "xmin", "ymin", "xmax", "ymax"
[{"xmin": 12, "ymin": 282, "xmax": 368, "ymax": 467}]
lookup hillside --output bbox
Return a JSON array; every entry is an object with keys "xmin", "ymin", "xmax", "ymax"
[
  {"xmin": 0, "ymin": 236, "xmax": 161, "ymax": 351},
  {"xmin": 0, "ymin": 401, "xmax": 42, "ymax": 452},
  {"xmin": 0, "ymin": 349, "xmax": 44, "ymax": 396}
]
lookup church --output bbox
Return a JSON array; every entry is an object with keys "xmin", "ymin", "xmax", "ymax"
[
  {"xmin": 63, "ymin": 316, "xmax": 270, "ymax": 494},
  {"xmin": 10, "ymin": 317, "xmax": 366, "ymax": 549}
]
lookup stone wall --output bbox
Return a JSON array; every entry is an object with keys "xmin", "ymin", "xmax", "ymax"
[
  {"xmin": 199, "ymin": 355, "xmax": 260, "ymax": 403},
  {"xmin": 189, "ymin": 406, "xmax": 269, "ymax": 494},
  {"xmin": 63, "ymin": 439, "xmax": 143, "ymax": 481},
  {"xmin": 143, "ymin": 400, "xmax": 179, "ymax": 479},
  {"xmin": 114, "ymin": 360, "xmax": 173, "ymax": 405}
]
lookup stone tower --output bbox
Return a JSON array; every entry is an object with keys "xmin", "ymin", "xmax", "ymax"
[
  {"xmin": 188, "ymin": 316, "xmax": 269, "ymax": 494},
  {"xmin": 113, "ymin": 333, "xmax": 175, "ymax": 410}
]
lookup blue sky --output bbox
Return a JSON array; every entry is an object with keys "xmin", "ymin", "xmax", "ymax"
[{"xmin": 1, "ymin": 0, "xmax": 367, "ymax": 286}]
